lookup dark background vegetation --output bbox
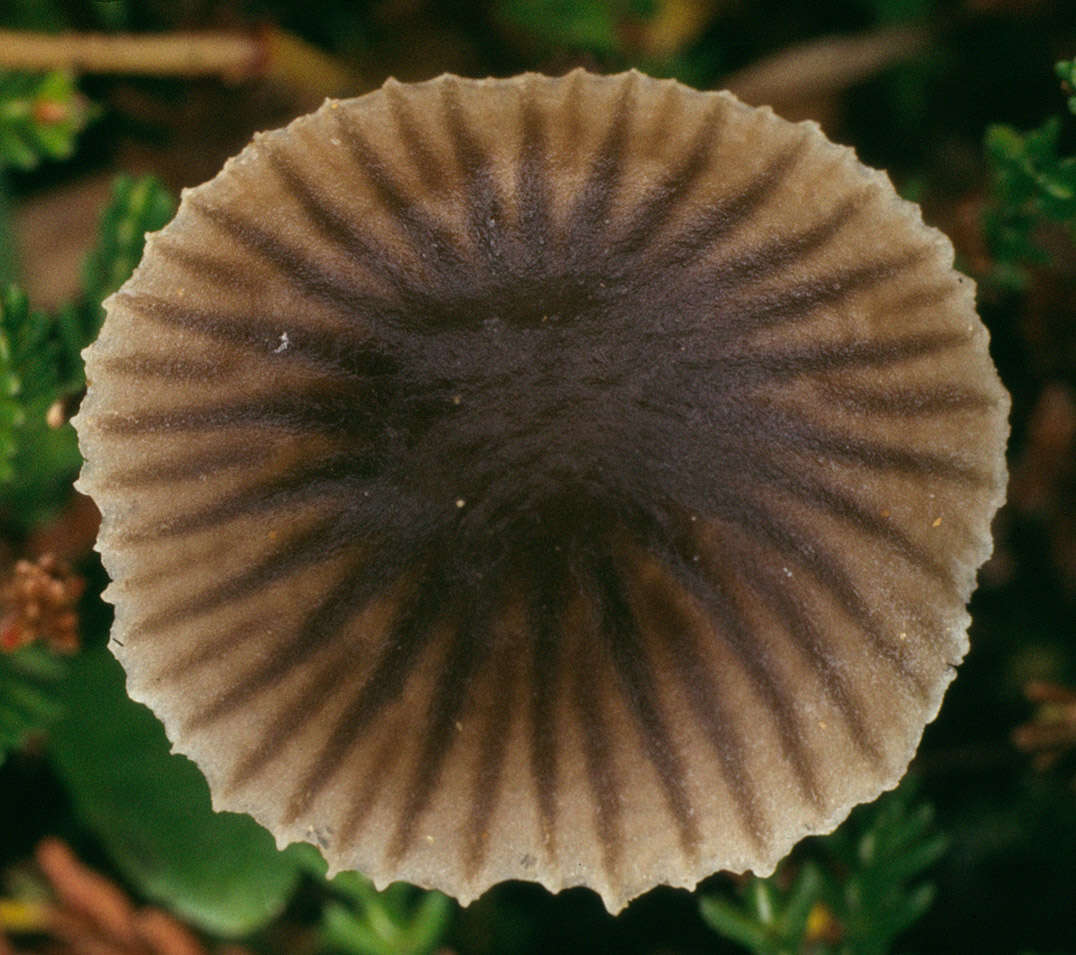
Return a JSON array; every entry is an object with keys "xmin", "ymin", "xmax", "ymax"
[{"xmin": 1, "ymin": 1, "xmax": 1074, "ymax": 953}]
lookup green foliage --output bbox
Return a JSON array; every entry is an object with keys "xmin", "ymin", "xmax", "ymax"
[
  {"xmin": 1056, "ymin": 59, "xmax": 1076, "ymax": 114},
  {"xmin": 0, "ymin": 71, "xmax": 93, "ymax": 172},
  {"xmin": 0, "ymin": 178, "xmax": 15, "ymax": 284},
  {"xmin": 497, "ymin": 0, "xmax": 656, "ymax": 57},
  {"xmin": 81, "ymin": 174, "xmax": 176, "ymax": 329},
  {"xmin": 0, "ymin": 284, "xmax": 65, "ymax": 483},
  {"xmin": 0, "ymin": 175, "xmax": 173, "ymax": 525},
  {"xmin": 0, "ymin": 288, "xmax": 29, "ymax": 481},
  {"xmin": 982, "ymin": 62, "xmax": 1076, "ymax": 292},
  {"xmin": 1, "ymin": 284, "xmax": 83, "ymax": 398},
  {"xmin": 0, "ymin": 8, "xmax": 1066, "ymax": 952},
  {"xmin": 0, "ymin": 643, "xmax": 66, "ymax": 767},
  {"xmin": 700, "ymin": 782, "xmax": 947, "ymax": 955},
  {"xmin": 700, "ymin": 864, "xmax": 824, "ymax": 955},
  {"xmin": 318, "ymin": 870, "xmax": 453, "ymax": 955},
  {"xmin": 48, "ymin": 646, "xmax": 312, "ymax": 937}
]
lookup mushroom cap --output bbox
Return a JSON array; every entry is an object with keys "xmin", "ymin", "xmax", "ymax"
[{"xmin": 75, "ymin": 70, "xmax": 1009, "ymax": 912}]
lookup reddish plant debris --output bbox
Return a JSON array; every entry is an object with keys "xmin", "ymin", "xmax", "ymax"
[{"xmin": 0, "ymin": 556, "xmax": 85, "ymax": 655}]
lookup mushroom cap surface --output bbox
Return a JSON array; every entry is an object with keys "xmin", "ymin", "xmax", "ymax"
[{"xmin": 75, "ymin": 70, "xmax": 1009, "ymax": 912}]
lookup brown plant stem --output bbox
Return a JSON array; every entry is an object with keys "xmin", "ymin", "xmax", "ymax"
[
  {"xmin": 0, "ymin": 28, "xmax": 356, "ymax": 98},
  {"xmin": 724, "ymin": 24, "xmax": 931, "ymax": 108},
  {"xmin": 0, "ymin": 29, "xmax": 262, "ymax": 79}
]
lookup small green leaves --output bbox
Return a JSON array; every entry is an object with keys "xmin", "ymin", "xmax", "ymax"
[
  {"xmin": 0, "ymin": 283, "xmax": 85, "ymax": 520},
  {"xmin": 824, "ymin": 784, "xmax": 948, "ymax": 953},
  {"xmin": 0, "ymin": 284, "xmax": 62, "ymax": 482},
  {"xmin": 982, "ymin": 62, "xmax": 1076, "ymax": 292},
  {"xmin": 0, "ymin": 288, "xmax": 27, "ymax": 482},
  {"xmin": 700, "ymin": 782, "xmax": 947, "ymax": 955},
  {"xmin": 701, "ymin": 864, "xmax": 825, "ymax": 954},
  {"xmin": 0, "ymin": 174, "xmax": 174, "ymax": 517},
  {"xmin": 319, "ymin": 871, "xmax": 453, "ymax": 955},
  {"xmin": 0, "ymin": 71, "xmax": 94, "ymax": 172},
  {"xmin": 0, "ymin": 643, "xmax": 67, "ymax": 767},
  {"xmin": 81, "ymin": 174, "xmax": 176, "ymax": 327}
]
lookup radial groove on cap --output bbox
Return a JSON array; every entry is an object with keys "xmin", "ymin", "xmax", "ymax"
[{"xmin": 75, "ymin": 69, "xmax": 1009, "ymax": 912}]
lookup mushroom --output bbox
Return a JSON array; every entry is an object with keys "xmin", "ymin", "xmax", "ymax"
[{"xmin": 74, "ymin": 70, "xmax": 1009, "ymax": 912}]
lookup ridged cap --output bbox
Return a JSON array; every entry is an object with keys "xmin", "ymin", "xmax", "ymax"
[{"xmin": 75, "ymin": 70, "xmax": 1009, "ymax": 912}]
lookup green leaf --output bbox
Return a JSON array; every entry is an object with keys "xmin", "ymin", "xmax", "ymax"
[
  {"xmin": 699, "ymin": 894, "xmax": 772, "ymax": 952},
  {"xmin": 1056, "ymin": 59, "xmax": 1076, "ymax": 114},
  {"xmin": 319, "ymin": 869, "xmax": 453, "ymax": 955},
  {"xmin": 874, "ymin": 880, "xmax": 936, "ymax": 941},
  {"xmin": 496, "ymin": 0, "xmax": 655, "ymax": 56},
  {"xmin": 0, "ymin": 284, "xmax": 80, "ymax": 518},
  {"xmin": 981, "ymin": 63, "xmax": 1076, "ymax": 290},
  {"xmin": 0, "ymin": 71, "xmax": 94, "ymax": 172},
  {"xmin": 324, "ymin": 901, "xmax": 398, "ymax": 954},
  {"xmin": 48, "ymin": 646, "xmax": 308, "ymax": 937},
  {"xmin": 0, "ymin": 173, "xmax": 174, "ymax": 512},
  {"xmin": 81, "ymin": 174, "xmax": 176, "ymax": 342},
  {"xmin": 699, "ymin": 779, "xmax": 945, "ymax": 955},
  {"xmin": 780, "ymin": 862, "xmax": 823, "ymax": 939},
  {"xmin": 0, "ymin": 644, "xmax": 67, "ymax": 766},
  {"xmin": 0, "ymin": 284, "xmax": 57, "ymax": 483}
]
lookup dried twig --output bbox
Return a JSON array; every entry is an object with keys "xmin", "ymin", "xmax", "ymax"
[
  {"xmin": 1013, "ymin": 681, "xmax": 1076, "ymax": 778},
  {"xmin": 0, "ymin": 30, "xmax": 262, "ymax": 80},
  {"xmin": 724, "ymin": 24, "xmax": 931, "ymax": 108},
  {"xmin": 0, "ymin": 28, "xmax": 355, "ymax": 99},
  {"xmin": 0, "ymin": 839, "xmax": 255, "ymax": 955}
]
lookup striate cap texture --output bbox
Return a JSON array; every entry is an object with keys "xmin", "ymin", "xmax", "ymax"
[{"xmin": 75, "ymin": 70, "xmax": 1009, "ymax": 912}]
